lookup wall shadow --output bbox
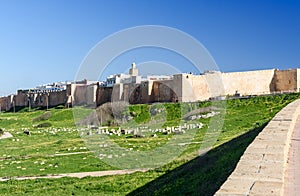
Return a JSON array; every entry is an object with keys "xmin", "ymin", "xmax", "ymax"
[
  {"xmin": 128, "ymin": 123, "xmax": 266, "ymax": 196},
  {"xmin": 270, "ymin": 71, "xmax": 277, "ymax": 92}
]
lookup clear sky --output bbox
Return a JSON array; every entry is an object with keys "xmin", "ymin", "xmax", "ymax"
[{"xmin": 0, "ymin": 0, "xmax": 299, "ymax": 96}]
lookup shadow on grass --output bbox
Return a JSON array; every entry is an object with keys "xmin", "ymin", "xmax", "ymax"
[
  {"xmin": 128, "ymin": 123, "xmax": 267, "ymax": 196},
  {"xmin": 7, "ymin": 105, "xmax": 66, "ymax": 113}
]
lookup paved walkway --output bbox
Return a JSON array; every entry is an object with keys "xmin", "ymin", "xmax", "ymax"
[
  {"xmin": 284, "ymin": 115, "xmax": 300, "ymax": 195},
  {"xmin": 215, "ymin": 99, "xmax": 300, "ymax": 195},
  {"xmin": 0, "ymin": 168, "xmax": 148, "ymax": 181}
]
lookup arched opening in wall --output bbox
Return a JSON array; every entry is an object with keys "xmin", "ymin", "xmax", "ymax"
[
  {"xmin": 129, "ymin": 85, "xmax": 141, "ymax": 104},
  {"xmin": 96, "ymin": 87, "xmax": 113, "ymax": 107},
  {"xmin": 154, "ymin": 82, "xmax": 178, "ymax": 103}
]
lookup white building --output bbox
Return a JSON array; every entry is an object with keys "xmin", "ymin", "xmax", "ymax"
[{"xmin": 104, "ymin": 63, "xmax": 142, "ymax": 87}]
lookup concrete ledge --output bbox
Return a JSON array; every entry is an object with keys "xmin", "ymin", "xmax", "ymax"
[{"xmin": 215, "ymin": 99, "xmax": 300, "ymax": 196}]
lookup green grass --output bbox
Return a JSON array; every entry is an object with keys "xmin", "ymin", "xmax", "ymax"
[
  {"xmin": 0, "ymin": 109, "xmax": 74, "ymax": 129},
  {"xmin": 0, "ymin": 93, "xmax": 299, "ymax": 195},
  {"xmin": 0, "ymin": 172, "xmax": 160, "ymax": 196},
  {"xmin": 128, "ymin": 104, "xmax": 151, "ymax": 124},
  {"xmin": 0, "ymin": 107, "xmax": 116, "ymax": 177},
  {"xmin": 0, "ymin": 153, "xmax": 115, "ymax": 177},
  {"xmin": 129, "ymin": 124, "xmax": 264, "ymax": 195}
]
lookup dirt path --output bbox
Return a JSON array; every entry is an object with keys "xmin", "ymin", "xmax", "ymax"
[
  {"xmin": 47, "ymin": 151, "xmax": 91, "ymax": 157},
  {"xmin": 0, "ymin": 168, "xmax": 149, "ymax": 181}
]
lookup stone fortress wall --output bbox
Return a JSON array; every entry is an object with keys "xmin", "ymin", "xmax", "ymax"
[
  {"xmin": 0, "ymin": 68, "xmax": 300, "ymax": 112},
  {"xmin": 222, "ymin": 69, "xmax": 276, "ymax": 95}
]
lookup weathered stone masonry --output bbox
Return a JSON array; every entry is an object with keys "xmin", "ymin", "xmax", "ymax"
[{"xmin": 0, "ymin": 68, "xmax": 300, "ymax": 111}]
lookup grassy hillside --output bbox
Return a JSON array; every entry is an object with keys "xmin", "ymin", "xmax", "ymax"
[{"xmin": 0, "ymin": 93, "xmax": 299, "ymax": 195}]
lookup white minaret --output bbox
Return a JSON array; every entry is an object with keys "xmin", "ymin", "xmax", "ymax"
[{"xmin": 129, "ymin": 62, "xmax": 138, "ymax": 76}]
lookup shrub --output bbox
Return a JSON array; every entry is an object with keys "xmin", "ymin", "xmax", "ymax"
[
  {"xmin": 36, "ymin": 122, "xmax": 52, "ymax": 128},
  {"xmin": 129, "ymin": 104, "xmax": 150, "ymax": 124},
  {"xmin": 164, "ymin": 103, "xmax": 182, "ymax": 121},
  {"xmin": 56, "ymin": 105, "xmax": 65, "ymax": 109},
  {"xmin": 32, "ymin": 111, "xmax": 52, "ymax": 122}
]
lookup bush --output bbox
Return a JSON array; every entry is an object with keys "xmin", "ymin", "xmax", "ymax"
[
  {"xmin": 0, "ymin": 128, "xmax": 3, "ymax": 136},
  {"xmin": 36, "ymin": 122, "xmax": 52, "ymax": 128},
  {"xmin": 129, "ymin": 104, "xmax": 150, "ymax": 124},
  {"xmin": 164, "ymin": 103, "xmax": 182, "ymax": 121},
  {"xmin": 56, "ymin": 105, "xmax": 65, "ymax": 109},
  {"xmin": 32, "ymin": 112, "xmax": 52, "ymax": 122}
]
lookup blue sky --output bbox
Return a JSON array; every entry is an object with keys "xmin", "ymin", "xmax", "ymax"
[{"xmin": 0, "ymin": 0, "xmax": 299, "ymax": 96}]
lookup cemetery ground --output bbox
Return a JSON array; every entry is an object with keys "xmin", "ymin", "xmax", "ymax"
[{"xmin": 0, "ymin": 93, "xmax": 299, "ymax": 195}]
